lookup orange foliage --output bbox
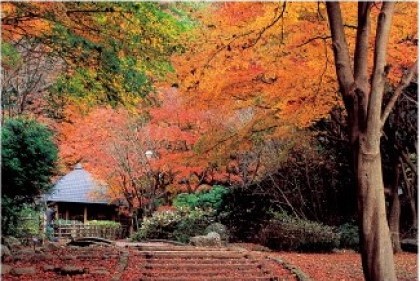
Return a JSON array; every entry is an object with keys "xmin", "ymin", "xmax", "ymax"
[
  {"xmin": 47, "ymin": 2, "xmax": 418, "ymax": 209},
  {"xmin": 56, "ymin": 88, "xmax": 240, "ymax": 206},
  {"xmin": 173, "ymin": 2, "xmax": 417, "ymax": 138},
  {"xmin": 1, "ymin": 3, "xmax": 54, "ymax": 41}
]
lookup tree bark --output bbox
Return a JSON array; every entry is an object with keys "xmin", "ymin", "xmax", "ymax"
[
  {"xmin": 357, "ymin": 135, "xmax": 396, "ymax": 281},
  {"xmin": 388, "ymin": 158, "xmax": 402, "ymax": 253},
  {"xmin": 327, "ymin": 2, "xmax": 398, "ymax": 281},
  {"xmin": 401, "ymin": 161, "xmax": 418, "ymax": 232}
]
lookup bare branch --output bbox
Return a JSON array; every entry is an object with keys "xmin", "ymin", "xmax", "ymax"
[
  {"xmin": 242, "ymin": 2, "xmax": 287, "ymax": 49},
  {"xmin": 202, "ymin": 2, "xmax": 287, "ymax": 70},
  {"xmin": 380, "ymin": 62, "xmax": 418, "ymax": 127},
  {"xmin": 295, "ymin": 35, "xmax": 331, "ymax": 48}
]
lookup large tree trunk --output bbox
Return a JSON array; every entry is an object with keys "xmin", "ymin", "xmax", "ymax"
[{"xmin": 357, "ymin": 136, "xmax": 396, "ymax": 281}]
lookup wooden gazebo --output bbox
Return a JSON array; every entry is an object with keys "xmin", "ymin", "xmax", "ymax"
[{"xmin": 44, "ymin": 163, "xmax": 117, "ymax": 223}]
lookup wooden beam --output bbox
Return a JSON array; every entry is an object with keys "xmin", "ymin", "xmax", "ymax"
[{"xmin": 84, "ymin": 206, "xmax": 87, "ymax": 224}]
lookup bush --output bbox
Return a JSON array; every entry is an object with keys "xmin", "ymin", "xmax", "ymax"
[
  {"xmin": 55, "ymin": 219, "xmax": 83, "ymax": 225},
  {"xmin": 173, "ymin": 213, "xmax": 210, "ymax": 243},
  {"xmin": 260, "ymin": 212, "xmax": 340, "ymax": 252},
  {"xmin": 218, "ymin": 186, "xmax": 275, "ymax": 242},
  {"xmin": 87, "ymin": 220, "xmax": 121, "ymax": 228},
  {"xmin": 173, "ymin": 185, "xmax": 229, "ymax": 211},
  {"xmin": 2, "ymin": 203, "xmax": 41, "ymax": 238},
  {"xmin": 338, "ymin": 222, "xmax": 359, "ymax": 250},
  {"xmin": 132, "ymin": 208, "xmax": 215, "ymax": 243}
]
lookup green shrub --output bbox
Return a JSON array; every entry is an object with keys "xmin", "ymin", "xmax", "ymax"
[
  {"xmin": 55, "ymin": 219, "xmax": 83, "ymax": 225},
  {"xmin": 132, "ymin": 208, "xmax": 214, "ymax": 243},
  {"xmin": 87, "ymin": 220, "xmax": 121, "ymax": 228},
  {"xmin": 4, "ymin": 204, "xmax": 42, "ymax": 238},
  {"xmin": 173, "ymin": 185, "xmax": 229, "ymax": 211},
  {"xmin": 260, "ymin": 212, "xmax": 340, "ymax": 252},
  {"xmin": 173, "ymin": 213, "xmax": 210, "ymax": 243},
  {"xmin": 218, "ymin": 186, "xmax": 275, "ymax": 242},
  {"xmin": 338, "ymin": 222, "xmax": 359, "ymax": 250}
]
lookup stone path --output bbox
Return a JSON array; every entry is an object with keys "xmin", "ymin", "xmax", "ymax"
[{"xmin": 1, "ymin": 242, "xmax": 299, "ymax": 281}]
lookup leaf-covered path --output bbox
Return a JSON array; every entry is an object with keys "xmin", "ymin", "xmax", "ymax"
[
  {"xmin": 2, "ymin": 242, "xmax": 417, "ymax": 280},
  {"xmin": 235, "ymin": 243, "xmax": 417, "ymax": 281}
]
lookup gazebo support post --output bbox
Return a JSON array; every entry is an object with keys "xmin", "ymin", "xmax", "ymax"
[{"xmin": 84, "ymin": 206, "xmax": 87, "ymax": 224}]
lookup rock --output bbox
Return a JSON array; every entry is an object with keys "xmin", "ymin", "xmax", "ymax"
[
  {"xmin": 190, "ymin": 232, "xmax": 222, "ymax": 247},
  {"xmin": 1, "ymin": 245, "xmax": 11, "ymax": 258},
  {"xmin": 59, "ymin": 265, "xmax": 87, "ymax": 275},
  {"xmin": 62, "ymin": 255, "xmax": 77, "ymax": 260},
  {"xmin": 12, "ymin": 249, "xmax": 34, "ymax": 261},
  {"xmin": 205, "ymin": 223, "xmax": 229, "ymax": 243},
  {"xmin": 3, "ymin": 237, "xmax": 21, "ymax": 249},
  {"xmin": 90, "ymin": 267, "xmax": 110, "ymax": 275},
  {"xmin": 42, "ymin": 265, "xmax": 56, "ymax": 272},
  {"xmin": 12, "ymin": 250, "xmax": 34, "ymax": 262},
  {"xmin": 14, "ymin": 249, "xmax": 34, "ymax": 255},
  {"xmin": 32, "ymin": 253, "xmax": 54, "ymax": 261},
  {"xmin": 401, "ymin": 238, "xmax": 417, "ymax": 253},
  {"xmin": 10, "ymin": 267, "xmax": 36, "ymax": 275},
  {"xmin": 43, "ymin": 241, "xmax": 60, "ymax": 251},
  {"xmin": 1, "ymin": 264, "xmax": 12, "ymax": 274}
]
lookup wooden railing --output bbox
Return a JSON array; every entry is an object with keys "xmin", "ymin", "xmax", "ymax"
[{"xmin": 53, "ymin": 221, "xmax": 122, "ymax": 241}]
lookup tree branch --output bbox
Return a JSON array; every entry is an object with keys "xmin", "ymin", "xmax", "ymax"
[
  {"xmin": 366, "ymin": 2, "xmax": 395, "ymax": 140},
  {"xmin": 326, "ymin": 2, "xmax": 355, "ymax": 111},
  {"xmin": 295, "ymin": 35, "xmax": 331, "ymax": 48},
  {"xmin": 354, "ymin": 2, "xmax": 372, "ymax": 123},
  {"xmin": 380, "ymin": 62, "xmax": 418, "ymax": 127},
  {"xmin": 242, "ymin": 2, "xmax": 287, "ymax": 49}
]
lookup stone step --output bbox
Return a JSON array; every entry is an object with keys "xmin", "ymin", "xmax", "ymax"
[
  {"xmin": 138, "ymin": 277, "xmax": 278, "ymax": 281},
  {"xmin": 136, "ymin": 251, "xmax": 247, "ymax": 259},
  {"xmin": 140, "ymin": 269, "xmax": 268, "ymax": 277},
  {"xmin": 136, "ymin": 246, "xmax": 231, "ymax": 252},
  {"xmin": 123, "ymin": 245, "xmax": 291, "ymax": 281},
  {"xmin": 136, "ymin": 258, "xmax": 258, "ymax": 265},
  {"xmin": 140, "ymin": 263, "xmax": 263, "ymax": 270}
]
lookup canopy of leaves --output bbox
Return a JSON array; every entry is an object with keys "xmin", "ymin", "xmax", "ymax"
[
  {"xmin": 2, "ymin": 2, "xmax": 192, "ymax": 108},
  {"xmin": 173, "ymin": 2, "xmax": 417, "ymax": 153}
]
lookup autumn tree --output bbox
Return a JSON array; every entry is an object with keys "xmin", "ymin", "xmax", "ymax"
[
  {"xmin": 2, "ymin": 2, "xmax": 190, "ymax": 113},
  {"xmin": 325, "ymin": 3, "xmax": 417, "ymax": 280}
]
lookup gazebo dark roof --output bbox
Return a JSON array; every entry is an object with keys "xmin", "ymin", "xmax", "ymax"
[{"xmin": 45, "ymin": 163, "xmax": 110, "ymax": 204}]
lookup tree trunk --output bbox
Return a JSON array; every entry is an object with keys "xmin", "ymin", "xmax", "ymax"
[
  {"xmin": 401, "ymin": 162, "xmax": 418, "ymax": 233},
  {"xmin": 357, "ymin": 138, "xmax": 397, "ymax": 280},
  {"xmin": 388, "ymin": 159, "xmax": 401, "ymax": 253},
  {"xmin": 408, "ymin": 198, "xmax": 418, "ymax": 234}
]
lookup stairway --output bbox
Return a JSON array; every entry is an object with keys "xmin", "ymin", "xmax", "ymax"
[{"xmin": 121, "ymin": 244, "xmax": 297, "ymax": 281}]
